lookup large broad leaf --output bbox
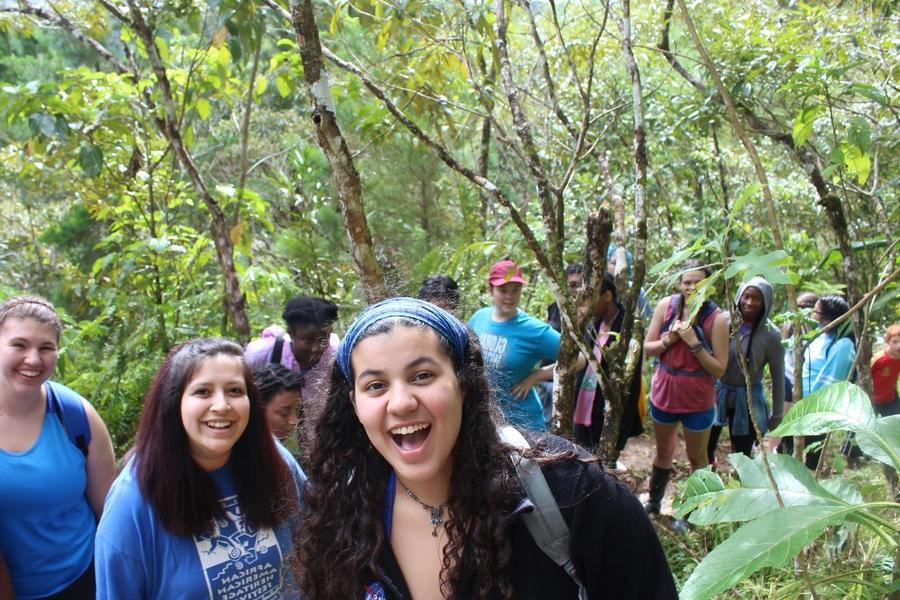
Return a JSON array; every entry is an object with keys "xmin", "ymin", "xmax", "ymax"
[
  {"xmin": 672, "ymin": 468, "xmax": 725, "ymax": 516},
  {"xmin": 680, "ymin": 505, "xmax": 856, "ymax": 600},
  {"xmin": 675, "ymin": 454, "xmax": 854, "ymax": 525},
  {"xmin": 769, "ymin": 382, "xmax": 875, "ymax": 437},
  {"xmin": 820, "ymin": 478, "xmax": 862, "ymax": 505},
  {"xmin": 723, "ymin": 250, "xmax": 794, "ymax": 285},
  {"xmin": 78, "ymin": 142, "xmax": 103, "ymax": 178},
  {"xmin": 647, "ymin": 237, "xmax": 707, "ymax": 276},
  {"xmin": 854, "ymin": 415, "xmax": 900, "ymax": 469},
  {"xmin": 792, "ymin": 104, "xmax": 822, "ymax": 146}
]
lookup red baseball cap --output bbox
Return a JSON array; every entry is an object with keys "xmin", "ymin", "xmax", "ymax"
[{"xmin": 488, "ymin": 259, "xmax": 526, "ymax": 286}]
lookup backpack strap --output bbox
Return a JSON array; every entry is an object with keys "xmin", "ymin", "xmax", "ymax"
[
  {"xmin": 499, "ymin": 426, "xmax": 588, "ymax": 600},
  {"xmin": 45, "ymin": 381, "xmax": 91, "ymax": 458},
  {"xmin": 659, "ymin": 294, "xmax": 680, "ymax": 336},
  {"xmin": 271, "ymin": 335, "xmax": 286, "ymax": 364},
  {"xmin": 693, "ymin": 301, "xmax": 720, "ymax": 354},
  {"xmin": 661, "ymin": 295, "xmax": 719, "ymax": 354}
]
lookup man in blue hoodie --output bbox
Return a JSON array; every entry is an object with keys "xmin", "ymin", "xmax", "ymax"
[{"xmin": 707, "ymin": 276, "xmax": 786, "ymax": 462}]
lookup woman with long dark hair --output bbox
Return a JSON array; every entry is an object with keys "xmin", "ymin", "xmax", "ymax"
[
  {"xmin": 95, "ymin": 338, "xmax": 304, "ymax": 598},
  {"xmin": 643, "ymin": 260, "xmax": 730, "ymax": 514},
  {"xmin": 296, "ymin": 297, "xmax": 675, "ymax": 599},
  {"xmin": 801, "ymin": 295, "xmax": 855, "ymax": 469}
]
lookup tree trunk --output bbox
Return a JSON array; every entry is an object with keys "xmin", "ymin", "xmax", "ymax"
[
  {"xmin": 290, "ymin": 0, "xmax": 384, "ymax": 303},
  {"xmin": 124, "ymin": 0, "xmax": 250, "ymax": 341},
  {"xmin": 555, "ymin": 210, "xmax": 614, "ymax": 437},
  {"xmin": 591, "ymin": 0, "xmax": 650, "ymax": 467}
]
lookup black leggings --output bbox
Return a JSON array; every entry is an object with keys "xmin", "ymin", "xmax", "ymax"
[
  {"xmin": 39, "ymin": 561, "xmax": 95, "ymax": 600},
  {"xmin": 707, "ymin": 405, "xmax": 757, "ymax": 463}
]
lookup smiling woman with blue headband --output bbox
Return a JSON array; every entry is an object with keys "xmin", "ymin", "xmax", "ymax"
[{"xmin": 295, "ymin": 297, "xmax": 676, "ymax": 600}]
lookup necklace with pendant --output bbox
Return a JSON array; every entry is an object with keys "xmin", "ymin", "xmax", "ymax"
[{"xmin": 399, "ymin": 482, "xmax": 448, "ymax": 537}]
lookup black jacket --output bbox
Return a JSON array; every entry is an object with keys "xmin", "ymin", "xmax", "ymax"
[
  {"xmin": 364, "ymin": 436, "xmax": 677, "ymax": 599},
  {"xmin": 573, "ymin": 302, "xmax": 645, "ymax": 452}
]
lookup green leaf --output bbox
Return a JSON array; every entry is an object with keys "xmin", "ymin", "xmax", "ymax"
[
  {"xmin": 841, "ymin": 143, "xmax": 871, "ymax": 185},
  {"xmin": 182, "ymin": 124, "xmax": 194, "ymax": 149},
  {"xmin": 770, "ymin": 382, "xmax": 875, "ymax": 437},
  {"xmin": 680, "ymin": 505, "xmax": 855, "ymax": 600},
  {"xmin": 732, "ymin": 183, "xmax": 760, "ymax": 213},
  {"xmin": 854, "ymin": 415, "xmax": 900, "ymax": 468},
  {"xmin": 253, "ymin": 74, "xmax": 267, "ymax": 98},
  {"xmin": 675, "ymin": 454, "xmax": 852, "ymax": 525},
  {"xmin": 648, "ymin": 237, "xmax": 707, "ymax": 276},
  {"xmin": 91, "ymin": 253, "xmax": 116, "ymax": 276},
  {"xmin": 792, "ymin": 105, "xmax": 822, "ymax": 146},
  {"xmin": 847, "ymin": 117, "xmax": 871, "ymax": 153},
  {"xmin": 154, "ymin": 36, "xmax": 170, "ymax": 63},
  {"xmin": 195, "ymin": 98, "xmax": 211, "ymax": 120},
  {"xmin": 29, "ymin": 112, "xmax": 57, "ymax": 138},
  {"xmin": 820, "ymin": 478, "xmax": 862, "ymax": 505},
  {"xmin": 78, "ymin": 142, "xmax": 103, "ymax": 177},
  {"xmin": 275, "ymin": 75, "xmax": 291, "ymax": 98},
  {"xmin": 684, "ymin": 271, "xmax": 720, "ymax": 323},
  {"xmin": 672, "ymin": 468, "xmax": 725, "ymax": 514},
  {"xmin": 723, "ymin": 250, "xmax": 792, "ymax": 284},
  {"xmin": 849, "ymin": 83, "xmax": 888, "ymax": 106}
]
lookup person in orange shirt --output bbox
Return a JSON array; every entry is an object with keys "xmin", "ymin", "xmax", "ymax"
[{"xmin": 870, "ymin": 324, "xmax": 900, "ymax": 417}]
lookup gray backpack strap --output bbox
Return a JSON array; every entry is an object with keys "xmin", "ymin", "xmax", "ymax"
[{"xmin": 499, "ymin": 426, "xmax": 588, "ymax": 600}]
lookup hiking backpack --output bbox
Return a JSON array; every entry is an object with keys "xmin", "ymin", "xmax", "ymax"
[
  {"xmin": 499, "ymin": 426, "xmax": 589, "ymax": 600},
  {"xmin": 660, "ymin": 294, "xmax": 719, "ymax": 353},
  {"xmin": 270, "ymin": 334, "xmax": 286, "ymax": 364},
  {"xmin": 45, "ymin": 381, "xmax": 91, "ymax": 457}
]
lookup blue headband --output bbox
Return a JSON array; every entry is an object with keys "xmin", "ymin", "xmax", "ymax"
[{"xmin": 336, "ymin": 297, "xmax": 469, "ymax": 382}]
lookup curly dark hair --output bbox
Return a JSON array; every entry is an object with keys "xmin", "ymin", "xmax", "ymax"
[
  {"xmin": 418, "ymin": 275, "xmax": 461, "ymax": 312},
  {"xmin": 296, "ymin": 318, "xmax": 524, "ymax": 599},
  {"xmin": 282, "ymin": 296, "xmax": 338, "ymax": 330},
  {"xmin": 133, "ymin": 338, "xmax": 296, "ymax": 536},
  {"xmin": 817, "ymin": 295, "xmax": 856, "ymax": 349},
  {"xmin": 252, "ymin": 363, "xmax": 305, "ymax": 405},
  {"xmin": 816, "ymin": 295, "xmax": 850, "ymax": 325}
]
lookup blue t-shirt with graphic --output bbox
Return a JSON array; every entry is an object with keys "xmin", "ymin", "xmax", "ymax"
[
  {"xmin": 95, "ymin": 443, "xmax": 305, "ymax": 599},
  {"xmin": 468, "ymin": 307, "xmax": 560, "ymax": 431}
]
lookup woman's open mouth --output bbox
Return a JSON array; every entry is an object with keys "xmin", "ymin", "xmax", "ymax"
[{"xmin": 390, "ymin": 423, "xmax": 431, "ymax": 451}]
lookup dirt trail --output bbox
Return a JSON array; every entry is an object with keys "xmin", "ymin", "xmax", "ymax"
[{"xmin": 615, "ymin": 432, "xmax": 735, "ymax": 515}]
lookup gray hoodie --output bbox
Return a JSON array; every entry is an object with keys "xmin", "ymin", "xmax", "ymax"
[{"xmin": 720, "ymin": 276, "xmax": 786, "ymax": 423}]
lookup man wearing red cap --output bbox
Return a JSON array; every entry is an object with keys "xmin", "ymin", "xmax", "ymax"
[{"xmin": 468, "ymin": 259, "xmax": 560, "ymax": 431}]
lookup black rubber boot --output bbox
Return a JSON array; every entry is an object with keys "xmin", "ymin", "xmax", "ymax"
[{"xmin": 643, "ymin": 466, "xmax": 673, "ymax": 514}]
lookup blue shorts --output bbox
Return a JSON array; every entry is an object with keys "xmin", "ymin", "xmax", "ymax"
[{"xmin": 650, "ymin": 404, "xmax": 715, "ymax": 432}]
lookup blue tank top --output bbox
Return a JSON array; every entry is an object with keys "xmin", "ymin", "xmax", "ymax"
[{"xmin": 0, "ymin": 408, "xmax": 95, "ymax": 598}]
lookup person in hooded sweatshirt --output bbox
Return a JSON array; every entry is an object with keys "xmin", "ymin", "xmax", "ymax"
[{"xmin": 707, "ymin": 277, "xmax": 785, "ymax": 463}]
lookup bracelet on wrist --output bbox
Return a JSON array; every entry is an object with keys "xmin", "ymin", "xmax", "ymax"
[{"xmin": 689, "ymin": 343, "xmax": 703, "ymax": 354}]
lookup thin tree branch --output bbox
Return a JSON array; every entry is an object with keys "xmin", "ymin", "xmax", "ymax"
[
  {"xmin": 657, "ymin": 0, "xmax": 707, "ymax": 95},
  {"xmin": 3, "ymin": 3, "xmax": 129, "ymax": 74},
  {"xmin": 494, "ymin": 0, "xmax": 562, "ymax": 271},
  {"xmin": 235, "ymin": 23, "xmax": 264, "ymax": 227},
  {"xmin": 123, "ymin": 0, "xmax": 250, "ymax": 338}
]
